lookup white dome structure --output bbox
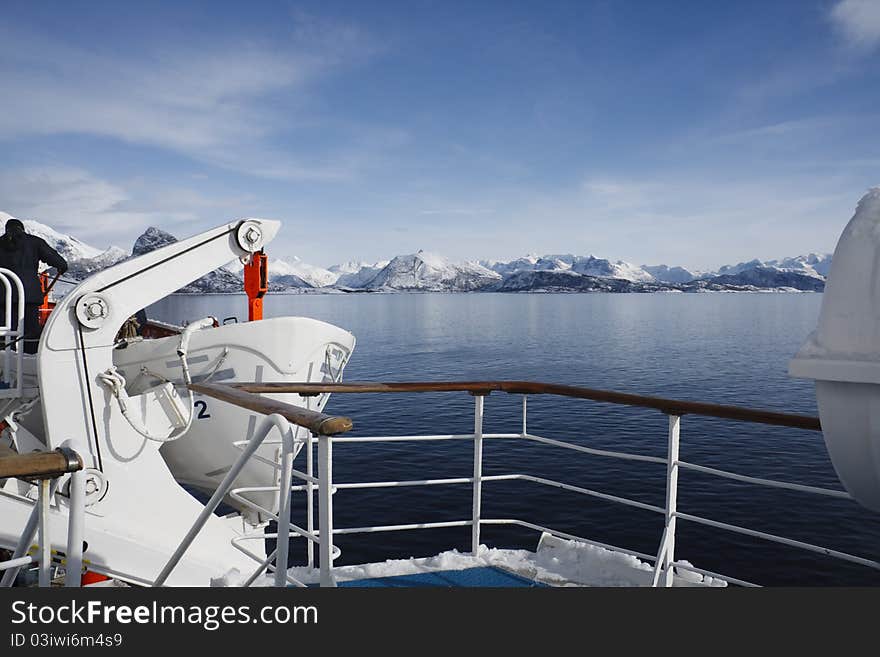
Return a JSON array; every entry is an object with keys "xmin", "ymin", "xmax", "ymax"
[{"xmin": 790, "ymin": 187, "xmax": 880, "ymax": 511}]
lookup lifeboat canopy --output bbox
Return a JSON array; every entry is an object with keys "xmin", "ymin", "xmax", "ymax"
[{"xmin": 790, "ymin": 187, "xmax": 880, "ymax": 511}]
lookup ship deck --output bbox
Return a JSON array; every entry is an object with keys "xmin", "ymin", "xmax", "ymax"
[{"xmin": 329, "ymin": 566, "xmax": 547, "ymax": 588}]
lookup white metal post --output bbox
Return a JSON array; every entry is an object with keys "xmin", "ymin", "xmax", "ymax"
[
  {"xmin": 38, "ymin": 479, "xmax": 51, "ymax": 587},
  {"xmin": 0, "ymin": 270, "xmax": 24, "ymax": 393},
  {"xmin": 521, "ymin": 395, "xmax": 528, "ymax": 436},
  {"xmin": 662, "ymin": 414, "xmax": 681, "ymax": 587},
  {"xmin": 306, "ymin": 429, "xmax": 314, "ymax": 569},
  {"xmin": 318, "ymin": 434, "xmax": 336, "ymax": 587},
  {"xmin": 154, "ymin": 413, "xmax": 289, "ymax": 586},
  {"xmin": 471, "ymin": 394, "xmax": 485, "ymax": 556},
  {"xmin": 65, "ymin": 470, "xmax": 86, "ymax": 587},
  {"xmin": 1, "ymin": 273, "xmax": 9, "ymax": 385},
  {"xmin": 1, "ymin": 480, "xmax": 59, "ymax": 587},
  {"xmin": 274, "ymin": 426, "xmax": 295, "ymax": 587},
  {"xmin": 0, "ymin": 270, "xmax": 25, "ymax": 393}
]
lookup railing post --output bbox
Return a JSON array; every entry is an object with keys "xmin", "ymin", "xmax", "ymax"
[
  {"xmin": 521, "ymin": 395, "xmax": 528, "ymax": 436},
  {"xmin": 1, "ymin": 480, "xmax": 59, "ymax": 587},
  {"xmin": 274, "ymin": 426, "xmax": 295, "ymax": 587},
  {"xmin": 662, "ymin": 414, "xmax": 681, "ymax": 587},
  {"xmin": 306, "ymin": 429, "xmax": 315, "ymax": 569},
  {"xmin": 471, "ymin": 394, "xmax": 485, "ymax": 556},
  {"xmin": 318, "ymin": 434, "xmax": 336, "ymax": 587},
  {"xmin": 154, "ymin": 413, "xmax": 289, "ymax": 586},
  {"xmin": 64, "ymin": 470, "xmax": 86, "ymax": 587},
  {"xmin": 38, "ymin": 479, "xmax": 51, "ymax": 587}
]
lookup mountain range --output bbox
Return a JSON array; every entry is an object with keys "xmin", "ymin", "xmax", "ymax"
[{"xmin": 0, "ymin": 212, "xmax": 831, "ymax": 294}]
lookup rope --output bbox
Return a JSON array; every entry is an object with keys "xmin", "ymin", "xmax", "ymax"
[
  {"xmin": 97, "ymin": 367, "xmax": 195, "ymax": 443},
  {"xmin": 117, "ymin": 315, "xmax": 141, "ymax": 341}
]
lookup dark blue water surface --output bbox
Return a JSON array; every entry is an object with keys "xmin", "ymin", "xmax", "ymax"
[{"xmin": 148, "ymin": 292, "xmax": 880, "ymax": 586}]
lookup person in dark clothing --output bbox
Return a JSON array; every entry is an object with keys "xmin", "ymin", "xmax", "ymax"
[{"xmin": 0, "ymin": 219, "xmax": 68, "ymax": 354}]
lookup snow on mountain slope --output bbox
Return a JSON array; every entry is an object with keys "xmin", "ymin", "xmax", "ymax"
[
  {"xmin": 270, "ymin": 256, "xmax": 336, "ymax": 287},
  {"xmin": 331, "ymin": 260, "xmax": 390, "ymax": 288},
  {"xmin": 0, "ymin": 210, "xmax": 832, "ymax": 294},
  {"xmin": 270, "ymin": 274, "xmax": 313, "ymax": 289},
  {"xmin": 767, "ymin": 253, "xmax": 832, "ymax": 278},
  {"xmin": 710, "ymin": 254, "xmax": 832, "ymax": 280},
  {"xmin": 132, "ymin": 226, "xmax": 244, "ymax": 293},
  {"xmin": 569, "ymin": 256, "xmax": 654, "ymax": 282},
  {"xmin": 329, "ymin": 260, "xmax": 368, "ymax": 275},
  {"xmin": 713, "ymin": 259, "xmax": 765, "ymax": 277},
  {"xmin": 131, "ymin": 226, "xmax": 175, "ymax": 256},
  {"xmin": 694, "ymin": 267, "xmax": 825, "ymax": 292},
  {"xmin": 67, "ymin": 246, "xmax": 130, "ymax": 279},
  {"xmin": 1, "ymin": 211, "xmax": 129, "ymax": 279},
  {"xmin": 484, "ymin": 253, "xmax": 653, "ymax": 282},
  {"xmin": 496, "ymin": 269, "xmax": 640, "ymax": 292},
  {"xmin": 1, "ymin": 211, "xmax": 110, "ymax": 261},
  {"xmin": 367, "ymin": 250, "xmax": 501, "ymax": 291},
  {"xmin": 641, "ymin": 264, "xmax": 699, "ymax": 284},
  {"xmin": 481, "ymin": 255, "xmax": 543, "ymax": 276},
  {"xmin": 226, "ymin": 255, "xmax": 334, "ymax": 287}
]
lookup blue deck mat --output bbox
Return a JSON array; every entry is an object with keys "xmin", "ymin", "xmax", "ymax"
[{"xmin": 336, "ymin": 566, "xmax": 547, "ymax": 588}]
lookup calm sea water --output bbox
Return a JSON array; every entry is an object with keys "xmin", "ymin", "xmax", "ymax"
[{"xmin": 148, "ymin": 292, "xmax": 880, "ymax": 586}]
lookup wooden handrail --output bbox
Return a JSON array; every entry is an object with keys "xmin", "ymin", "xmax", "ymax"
[
  {"xmin": 227, "ymin": 380, "xmax": 822, "ymax": 432},
  {"xmin": 189, "ymin": 382, "xmax": 353, "ymax": 435},
  {"xmin": 0, "ymin": 446, "xmax": 83, "ymax": 480}
]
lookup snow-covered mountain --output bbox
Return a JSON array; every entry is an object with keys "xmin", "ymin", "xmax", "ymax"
[
  {"xmin": 67, "ymin": 246, "xmax": 129, "ymax": 279},
  {"xmin": 0, "ymin": 210, "xmax": 833, "ymax": 294},
  {"xmin": 365, "ymin": 251, "xmax": 501, "ymax": 291},
  {"xmin": 331, "ymin": 260, "xmax": 390, "ymax": 289},
  {"xmin": 131, "ymin": 226, "xmax": 172, "ymax": 257},
  {"xmin": 225, "ymin": 255, "xmax": 335, "ymax": 288},
  {"xmin": 495, "ymin": 269, "xmax": 662, "ymax": 293},
  {"xmin": 1, "ymin": 211, "xmax": 102, "ymax": 260},
  {"xmin": 483, "ymin": 251, "xmax": 831, "ymax": 288},
  {"xmin": 569, "ymin": 256, "xmax": 654, "ymax": 282},
  {"xmin": 0, "ymin": 211, "xmax": 128, "ymax": 278},
  {"xmin": 481, "ymin": 255, "xmax": 545, "ymax": 277},
  {"xmin": 131, "ymin": 226, "xmax": 313, "ymax": 292},
  {"xmin": 268, "ymin": 256, "xmax": 336, "ymax": 288},
  {"xmin": 691, "ymin": 267, "xmax": 825, "ymax": 292},
  {"xmin": 767, "ymin": 254, "xmax": 832, "ymax": 278},
  {"xmin": 497, "ymin": 267, "xmax": 824, "ymax": 293},
  {"xmin": 641, "ymin": 264, "xmax": 700, "ymax": 284},
  {"xmin": 709, "ymin": 254, "xmax": 832, "ymax": 280},
  {"xmin": 482, "ymin": 254, "xmax": 652, "ymax": 282},
  {"xmin": 132, "ymin": 227, "xmax": 245, "ymax": 293}
]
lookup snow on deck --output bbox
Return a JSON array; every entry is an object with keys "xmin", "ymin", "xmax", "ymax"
[{"xmin": 217, "ymin": 535, "xmax": 726, "ymax": 588}]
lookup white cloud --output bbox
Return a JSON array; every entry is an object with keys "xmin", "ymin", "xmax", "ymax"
[
  {"xmin": 484, "ymin": 174, "xmax": 857, "ymax": 270},
  {"xmin": 0, "ymin": 18, "xmax": 384, "ymax": 181},
  {"xmin": 707, "ymin": 117, "xmax": 839, "ymax": 145},
  {"xmin": 0, "ymin": 167, "xmax": 251, "ymax": 249},
  {"xmin": 830, "ymin": 0, "xmax": 880, "ymax": 50}
]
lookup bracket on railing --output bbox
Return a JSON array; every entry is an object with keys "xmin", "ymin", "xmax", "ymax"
[
  {"xmin": 0, "ymin": 446, "xmax": 83, "ymax": 480},
  {"xmin": 0, "ymin": 446, "xmax": 86, "ymax": 588}
]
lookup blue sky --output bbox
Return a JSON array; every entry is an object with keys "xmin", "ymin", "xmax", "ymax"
[{"xmin": 1, "ymin": 0, "xmax": 878, "ymax": 269}]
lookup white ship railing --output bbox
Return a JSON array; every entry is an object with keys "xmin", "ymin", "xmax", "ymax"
[
  {"xmin": 187, "ymin": 380, "xmax": 877, "ymax": 588},
  {"xmin": 154, "ymin": 385, "xmax": 352, "ymax": 588},
  {"xmin": 12, "ymin": 379, "xmax": 868, "ymax": 588},
  {"xmin": 0, "ymin": 447, "xmax": 86, "ymax": 587},
  {"xmin": 0, "ymin": 268, "xmax": 25, "ymax": 397}
]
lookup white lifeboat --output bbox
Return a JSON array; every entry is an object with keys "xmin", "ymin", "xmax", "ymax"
[{"xmin": 790, "ymin": 187, "xmax": 880, "ymax": 511}]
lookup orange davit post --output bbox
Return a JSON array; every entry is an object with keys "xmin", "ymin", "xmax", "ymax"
[
  {"xmin": 38, "ymin": 272, "xmax": 54, "ymax": 327},
  {"xmin": 38, "ymin": 271, "xmax": 61, "ymax": 326},
  {"xmin": 243, "ymin": 250, "xmax": 268, "ymax": 321}
]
